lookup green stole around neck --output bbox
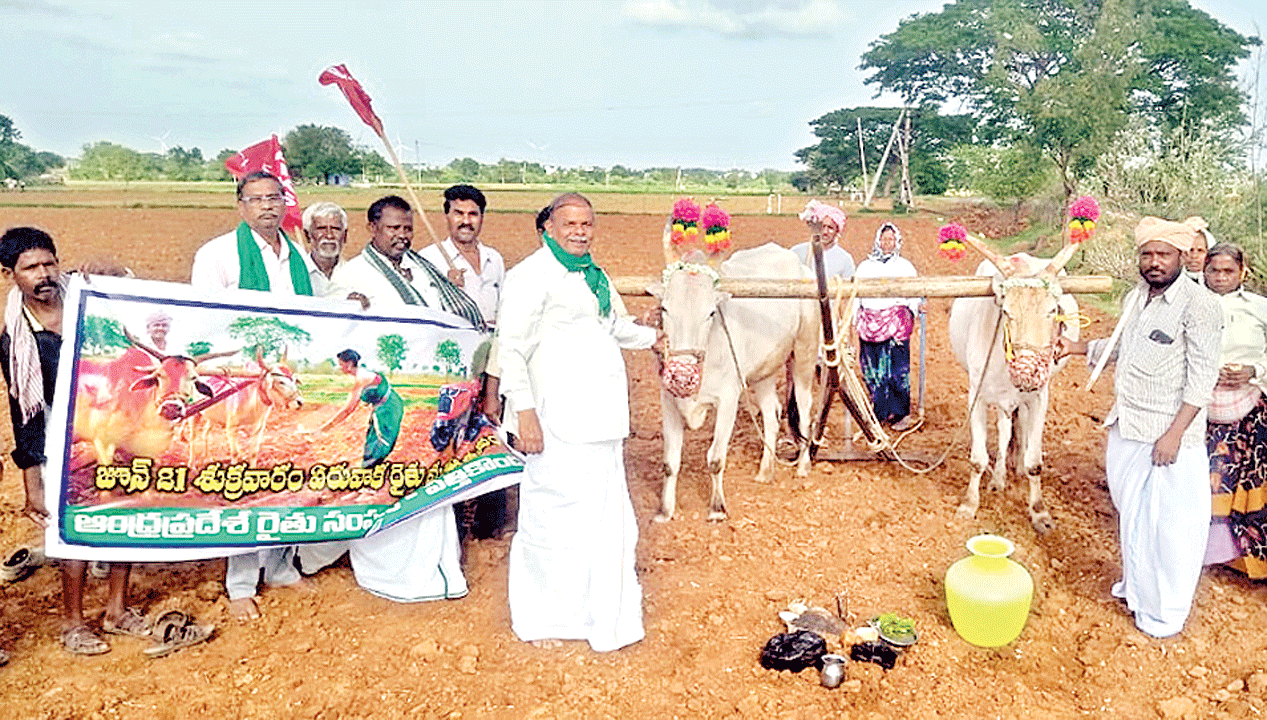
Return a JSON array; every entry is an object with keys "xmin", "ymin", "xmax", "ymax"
[
  {"xmin": 543, "ymin": 233, "xmax": 611, "ymax": 316},
  {"xmin": 236, "ymin": 222, "xmax": 313, "ymax": 295}
]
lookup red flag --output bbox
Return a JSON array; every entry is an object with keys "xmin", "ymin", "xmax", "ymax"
[
  {"xmin": 319, "ymin": 64, "xmax": 384, "ymax": 135},
  {"xmin": 224, "ymin": 135, "xmax": 302, "ymax": 236}
]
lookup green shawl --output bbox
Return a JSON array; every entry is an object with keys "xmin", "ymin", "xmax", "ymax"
[
  {"xmin": 543, "ymin": 232, "xmax": 611, "ymax": 316},
  {"xmin": 236, "ymin": 222, "xmax": 313, "ymax": 295}
]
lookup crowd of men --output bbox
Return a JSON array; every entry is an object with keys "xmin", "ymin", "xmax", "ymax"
[
  {"xmin": 0, "ymin": 180, "xmax": 1244, "ymax": 663},
  {"xmin": 2, "ymin": 177, "xmax": 662, "ymax": 660}
]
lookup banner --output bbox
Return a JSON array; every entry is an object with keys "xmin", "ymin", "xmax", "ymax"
[{"xmin": 44, "ymin": 276, "xmax": 521, "ymax": 561}]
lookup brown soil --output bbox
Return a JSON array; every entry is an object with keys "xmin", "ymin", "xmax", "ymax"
[{"xmin": 0, "ymin": 196, "xmax": 1264, "ymax": 720}]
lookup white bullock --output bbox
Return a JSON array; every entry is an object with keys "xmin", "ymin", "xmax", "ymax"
[
  {"xmin": 948, "ymin": 248, "xmax": 1080, "ymax": 534},
  {"xmin": 651, "ymin": 243, "xmax": 818, "ymax": 521}
]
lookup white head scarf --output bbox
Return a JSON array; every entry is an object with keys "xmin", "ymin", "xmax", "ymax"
[{"xmin": 868, "ymin": 222, "xmax": 903, "ymax": 262}]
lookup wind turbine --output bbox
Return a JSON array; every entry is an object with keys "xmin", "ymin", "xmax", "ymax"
[{"xmin": 151, "ymin": 130, "xmax": 171, "ymax": 154}]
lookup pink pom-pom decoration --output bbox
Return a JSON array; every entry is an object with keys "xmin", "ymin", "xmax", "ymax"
[
  {"xmin": 938, "ymin": 223, "xmax": 968, "ymax": 244},
  {"xmin": 700, "ymin": 203, "xmax": 731, "ymax": 253},
  {"xmin": 672, "ymin": 198, "xmax": 701, "ymax": 224},
  {"xmin": 1067, "ymin": 195, "xmax": 1100, "ymax": 223}
]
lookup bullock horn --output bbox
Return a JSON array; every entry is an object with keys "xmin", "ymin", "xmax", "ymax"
[
  {"xmin": 662, "ymin": 220, "xmax": 676, "ymax": 265},
  {"xmin": 962, "ymin": 232, "xmax": 1014, "ymax": 277},
  {"xmin": 124, "ymin": 327, "xmax": 167, "ymax": 361},
  {"xmin": 1044, "ymin": 241, "xmax": 1080, "ymax": 277},
  {"xmin": 280, "ymin": 345, "xmax": 289, "ymax": 366}
]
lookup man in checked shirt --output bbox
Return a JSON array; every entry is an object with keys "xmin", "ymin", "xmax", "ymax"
[{"xmin": 1058, "ymin": 216, "xmax": 1222, "ymax": 638}]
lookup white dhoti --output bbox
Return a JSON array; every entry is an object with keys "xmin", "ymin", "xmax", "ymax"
[
  {"xmin": 1106, "ymin": 425, "xmax": 1211, "ymax": 637},
  {"xmin": 509, "ymin": 431, "xmax": 643, "ymax": 652},
  {"xmin": 296, "ymin": 507, "xmax": 466, "ymax": 603}
]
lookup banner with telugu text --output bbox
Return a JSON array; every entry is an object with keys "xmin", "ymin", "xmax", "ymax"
[{"xmin": 43, "ymin": 275, "xmax": 521, "ymax": 561}]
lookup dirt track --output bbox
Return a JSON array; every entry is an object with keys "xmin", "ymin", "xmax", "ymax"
[{"xmin": 1, "ymin": 195, "xmax": 1265, "ymax": 719}]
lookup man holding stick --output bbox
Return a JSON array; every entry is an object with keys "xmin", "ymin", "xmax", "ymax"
[{"xmin": 1057, "ymin": 216, "xmax": 1222, "ymax": 638}]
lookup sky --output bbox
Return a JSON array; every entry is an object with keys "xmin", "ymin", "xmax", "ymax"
[{"xmin": 1, "ymin": 0, "xmax": 1263, "ymax": 172}]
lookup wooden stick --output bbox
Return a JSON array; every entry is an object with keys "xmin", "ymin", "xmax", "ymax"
[
  {"xmin": 611, "ymin": 274, "xmax": 1112, "ymax": 298},
  {"xmin": 372, "ymin": 128, "xmax": 457, "ymax": 272},
  {"xmin": 1086, "ymin": 286, "xmax": 1140, "ymax": 389}
]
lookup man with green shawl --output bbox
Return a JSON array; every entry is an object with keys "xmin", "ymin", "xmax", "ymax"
[
  {"xmin": 191, "ymin": 171, "xmax": 315, "ymax": 295},
  {"xmin": 498, "ymin": 193, "xmax": 661, "ymax": 651},
  {"xmin": 192, "ymin": 170, "xmax": 313, "ymax": 621}
]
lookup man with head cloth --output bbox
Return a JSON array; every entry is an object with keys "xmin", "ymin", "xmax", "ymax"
[
  {"xmin": 1058, "ymin": 216, "xmax": 1222, "ymax": 638},
  {"xmin": 497, "ymin": 192, "xmax": 661, "ymax": 651}
]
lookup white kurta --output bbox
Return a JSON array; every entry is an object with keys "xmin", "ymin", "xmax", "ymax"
[
  {"xmin": 497, "ymin": 246, "xmax": 656, "ymax": 651},
  {"xmin": 299, "ymin": 251, "xmax": 468, "ymax": 602},
  {"xmin": 190, "ymin": 227, "xmax": 314, "ymax": 293},
  {"xmin": 328, "ymin": 250, "xmax": 446, "ymax": 311}
]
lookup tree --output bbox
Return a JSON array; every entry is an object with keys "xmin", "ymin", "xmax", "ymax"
[
  {"xmin": 226, "ymin": 316, "xmax": 311, "ymax": 359},
  {"xmin": 283, "ymin": 124, "xmax": 360, "ymax": 182},
  {"xmin": 80, "ymin": 316, "xmax": 130, "ymax": 355},
  {"xmin": 163, "ymin": 146, "xmax": 205, "ymax": 181},
  {"xmin": 434, "ymin": 339, "xmax": 463, "ymax": 376},
  {"xmin": 0, "ymin": 114, "xmax": 62, "ymax": 180},
  {"xmin": 795, "ymin": 106, "xmax": 973, "ymax": 194},
  {"xmin": 859, "ymin": 0, "xmax": 1257, "ymax": 201},
  {"xmin": 356, "ymin": 147, "xmax": 392, "ymax": 181},
  {"xmin": 376, "ymin": 334, "xmax": 407, "ymax": 373},
  {"xmin": 72, "ymin": 141, "xmax": 152, "ymax": 181},
  {"xmin": 186, "ymin": 340, "xmax": 214, "ymax": 357},
  {"xmin": 948, "ymin": 143, "xmax": 1052, "ymax": 221}
]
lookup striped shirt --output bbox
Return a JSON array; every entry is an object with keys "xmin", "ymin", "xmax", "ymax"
[{"xmin": 1088, "ymin": 278, "xmax": 1223, "ymax": 447}]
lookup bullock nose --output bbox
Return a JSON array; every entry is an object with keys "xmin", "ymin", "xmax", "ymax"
[{"xmin": 158, "ymin": 400, "xmax": 185, "ymax": 421}]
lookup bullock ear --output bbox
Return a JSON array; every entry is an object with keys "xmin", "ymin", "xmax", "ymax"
[
  {"xmin": 129, "ymin": 375, "xmax": 159, "ymax": 391},
  {"xmin": 646, "ymin": 281, "xmax": 664, "ymax": 299}
]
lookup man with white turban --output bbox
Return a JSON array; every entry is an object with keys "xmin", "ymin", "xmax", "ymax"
[{"xmin": 1058, "ymin": 216, "xmax": 1222, "ymax": 637}]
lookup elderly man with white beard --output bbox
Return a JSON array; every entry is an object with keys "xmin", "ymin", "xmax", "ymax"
[{"xmin": 301, "ymin": 202, "xmax": 349, "ymax": 297}]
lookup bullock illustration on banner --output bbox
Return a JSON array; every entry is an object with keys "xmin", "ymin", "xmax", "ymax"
[{"xmin": 49, "ymin": 276, "xmax": 521, "ymax": 555}]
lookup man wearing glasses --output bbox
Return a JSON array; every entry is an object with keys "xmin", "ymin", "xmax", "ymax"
[
  {"xmin": 191, "ymin": 171, "xmax": 315, "ymax": 295},
  {"xmin": 191, "ymin": 170, "xmax": 314, "ymax": 620}
]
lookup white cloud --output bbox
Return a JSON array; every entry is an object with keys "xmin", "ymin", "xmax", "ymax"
[{"xmin": 622, "ymin": 0, "xmax": 846, "ymax": 38}]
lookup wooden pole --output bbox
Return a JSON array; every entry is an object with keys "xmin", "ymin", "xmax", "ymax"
[
  {"xmin": 864, "ymin": 108, "xmax": 904, "ymax": 208},
  {"xmin": 611, "ymin": 274, "xmax": 1112, "ymax": 298},
  {"xmin": 856, "ymin": 117, "xmax": 868, "ymax": 196},
  {"xmin": 372, "ymin": 128, "xmax": 457, "ymax": 273}
]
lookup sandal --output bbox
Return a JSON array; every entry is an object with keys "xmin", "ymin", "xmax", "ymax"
[
  {"xmin": 144, "ymin": 612, "xmax": 212, "ymax": 659},
  {"xmin": 61, "ymin": 625, "xmax": 110, "ymax": 656},
  {"xmin": 102, "ymin": 607, "xmax": 151, "ymax": 637},
  {"xmin": 1, "ymin": 547, "xmax": 44, "ymax": 583}
]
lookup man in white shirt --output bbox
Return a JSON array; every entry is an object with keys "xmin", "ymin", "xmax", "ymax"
[
  {"xmin": 419, "ymin": 185, "xmax": 510, "ymax": 540},
  {"xmin": 301, "ymin": 202, "xmax": 349, "ymax": 297},
  {"xmin": 498, "ymin": 192, "xmax": 661, "ymax": 652},
  {"xmin": 329, "ymin": 196, "xmax": 484, "ymax": 328},
  {"xmin": 300, "ymin": 194, "xmax": 478, "ymax": 602},
  {"xmin": 190, "ymin": 171, "xmax": 314, "ymax": 295},
  {"xmin": 419, "ymin": 185, "xmax": 505, "ymax": 328},
  {"xmin": 191, "ymin": 171, "xmax": 312, "ymax": 621}
]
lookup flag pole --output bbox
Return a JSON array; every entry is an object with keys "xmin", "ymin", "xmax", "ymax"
[{"xmin": 370, "ymin": 128, "xmax": 457, "ymax": 275}]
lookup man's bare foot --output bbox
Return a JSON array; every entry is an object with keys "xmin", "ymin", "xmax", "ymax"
[
  {"xmin": 530, "ymin": 639, "xmax": 563, "ymax": 649},
  {"xmin": 228, "ymin": 596, "xmax": 260, "ymax": 621}
]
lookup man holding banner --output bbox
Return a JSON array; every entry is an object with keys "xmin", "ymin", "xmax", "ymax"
[
  {"xmin": 300, "ymin": 194, "xmax": 481, "ymax": 603},
  {"xmin": 192, "ymin": 170, "xmax": 313, "ymax": 620},
  {"xmin": 498, "ymin": 193, "xmax": 660, "ymax": 651},
  {"xmin": 190, "ymin": 171, "xmax": 314, "ymax": 296}
]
